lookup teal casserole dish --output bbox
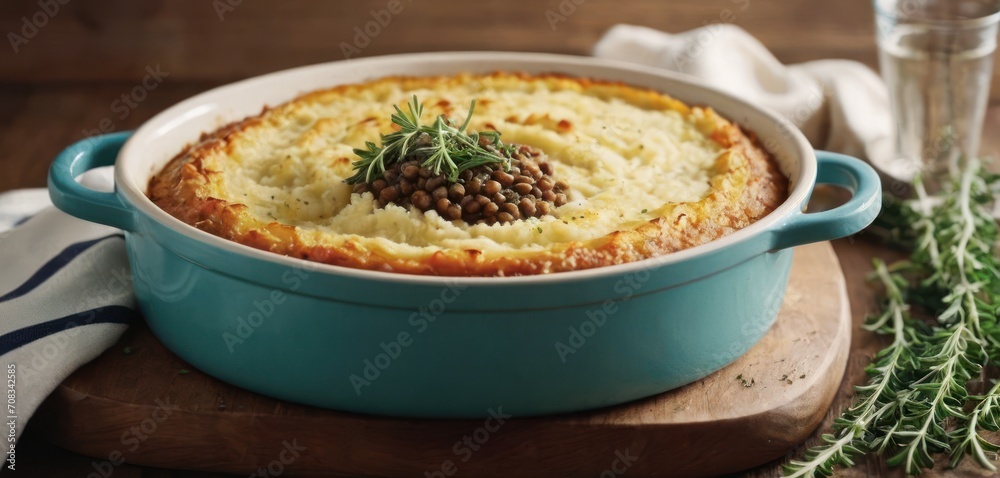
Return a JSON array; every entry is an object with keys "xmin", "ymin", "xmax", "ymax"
[{"xmin": 48, "ymin": 52, "xmax": 880, "ymax": 418}]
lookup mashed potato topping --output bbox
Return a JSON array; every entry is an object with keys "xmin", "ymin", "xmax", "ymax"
[{"xmin": 148, "ymin": 73, "xmax": 787, "ymax": 276}]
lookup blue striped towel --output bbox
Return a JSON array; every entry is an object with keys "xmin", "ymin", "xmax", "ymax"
[{"xmin": 0, "ymin": 167, "xmax": 137, "ymax": 442}]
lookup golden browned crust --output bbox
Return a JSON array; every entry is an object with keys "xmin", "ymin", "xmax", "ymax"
[{"xmin": 148, "ymin": 72, "xmax": 787, "ymax": 276}]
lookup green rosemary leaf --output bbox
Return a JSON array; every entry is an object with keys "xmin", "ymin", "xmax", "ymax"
[
  {"xmin": 457, "ymin": 98, "xmax": 475, "ymax": 133},
  {"xmin": 783, "ymin": 260, "xmax": 914, "ymax": 478},
  {"xmin": 786, "ymin": 158, "xmax": 1000, "ymax": 477},
  {"xmin": 344, "ymin": 95, "xmax": 513, "ymax": 185},
  {"xmin": 950, "ymin": 380, "xmax": 1000, "ymax": 470}
]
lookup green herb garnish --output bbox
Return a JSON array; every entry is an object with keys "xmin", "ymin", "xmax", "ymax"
[
  {"xmin": 784, "ymin": 158, "xmax": 1000, "ymax": 477},
  {"xmin": 344, "ymin": 95, "xmax": 515, "ymax": 185}
]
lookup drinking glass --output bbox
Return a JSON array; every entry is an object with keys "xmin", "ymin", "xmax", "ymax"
[{"xmin": 874, "ymin": 0, "xmax": 1000, "ymax": 192}]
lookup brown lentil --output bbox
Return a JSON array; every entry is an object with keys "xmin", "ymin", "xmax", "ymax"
[
  {"xmin": 461, "ymin": 196, "xmax": 481, "ymax": 214},
  {"xmin": 435, "ymin": 197, "xmax": 451, "ymax": 214},
  {"xmin": 483, "ymin": 202, "xmax": 499, "ymax": 217},
  {"xmin": 519, "ymin": 197, "xmax": 536, "ymax": 217},
  {"xmin": 495, "ymin": 171, "xmax": 515, "ymax": 187},
  {"xmin": 401, "ymin": 164, "xmax": 420, "ymax": 180},
  {"xmin": 459, "ymin": 169, "xmax": 474, "ymax": 183},
  {"xmin": 484, "ymin": 180, "xmax": 501, "ymax": 196},
  {"xmin": 426, "ymin": 176, "xmax": 446, "ymax": 191},
  {"xmin": 536, "ymin": 201, "xmax": 551, "ymax": 216},
  {"xmin": 537, "ymin": 177, "xmax": 554, "ymax": 191},
  {"xmin": 523, "ymin": 162, "xmax": 542, "ymax": 179},
  {"xmin": 383, "ymin": 169, "xmax": 399, "ymax": 184},
  {"xmin": 399, "ymin": 181, "xmax": 414, "ymax": 196},
  {"xmin": 354, "ymin": 144, "xmax": 570, "ymax": 225},
  {"xmin": 501, "ymin": 202, "xmax": 519, "ymax": 217},
  {"xmin": 378, "ymin": 185, "xmax": 399, "ymax": 206},
  {"xmin": 513, "ymin": 182, "xmax": 533, "ymax": 195},
  {"xmin": 411, "ymin": 190, "xmax": 432, "ymax": 210},
  {"xmin": 467, "ymin": 177, "xmax": 482, "ymax": 194},
  {"xmin": 432, "ymin": 186, "xmax": 449, "ymax": 202}
]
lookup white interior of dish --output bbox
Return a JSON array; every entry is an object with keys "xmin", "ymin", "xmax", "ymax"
[{"xmin": 116, "ymin": 52, "xmax": 815, "ymax": 284}]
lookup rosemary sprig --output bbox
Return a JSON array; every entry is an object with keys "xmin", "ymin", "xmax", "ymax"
[
  {"xmin": 344, "ymin": 95, "xmax": 514, "ymax": 185},
  {"xmin": 784, "ymin": 158, "xmax": 1000, "ymax": 476},
  {"xmin": 950, "ymin": 378, "xmax": 1000, "ymax": 470},
  {"xmin": 783, "ymin": 260, "xmax": 918, "ymax": 478},
  {"xmin": 883, "ymin": 320, "xmax": 980, "ymax": 473}
]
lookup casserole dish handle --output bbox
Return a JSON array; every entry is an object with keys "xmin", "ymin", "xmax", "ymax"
[
  {"xmin": 771, "ymin": 151, "xmax": 881, "ymax": 250},
  {"xmin": 48, "ymin": 132, "xmax": 135, "ymax": 232}
]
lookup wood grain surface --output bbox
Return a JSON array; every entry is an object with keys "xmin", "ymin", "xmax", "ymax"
[
  {"xmin": 0, "ymin": 0, "xmax": 881, "ymax": 83},
  {"xmin": 33, "ymin": 243, "xmax": 850, "ymax": 478},
  {"xmin": 2, "ymin": 0, "xmax": 1000, "ymax": 476}
]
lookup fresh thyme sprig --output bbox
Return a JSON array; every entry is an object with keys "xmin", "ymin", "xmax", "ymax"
[
  {"xmin": 785, "ymin": 158, "xmax": 1000, "ymax": 477},
  {"xmin": 344, "ymin": 95, "xmax": 514, "ymax": 185}
]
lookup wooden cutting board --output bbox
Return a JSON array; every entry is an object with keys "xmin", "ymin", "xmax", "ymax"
[{"xmin": 36, "ymin": 242, "xmax": 851, "ymax": 477}]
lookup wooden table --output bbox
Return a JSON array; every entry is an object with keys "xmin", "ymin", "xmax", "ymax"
[{"xmin": 2, "ymin": 1, "xmax": 999, "ymax": 476}]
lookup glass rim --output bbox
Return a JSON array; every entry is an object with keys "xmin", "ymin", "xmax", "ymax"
[{"xmin": 874, "ymin": 1, "xmax": 1000, "ymax": 28}]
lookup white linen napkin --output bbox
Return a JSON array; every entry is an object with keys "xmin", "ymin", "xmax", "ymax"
[
  {"xmin": 594, "ymin": 24, "xmax": 907, "ymax": 180},
  {"xmin": 0, "ymin": 167, "xmax": 135, "ymax": 445}
]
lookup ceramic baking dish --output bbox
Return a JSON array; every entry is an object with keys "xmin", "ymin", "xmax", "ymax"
[{"xmin": 48, "ymin": 52, "xmax": 880, "ymax": 417}]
